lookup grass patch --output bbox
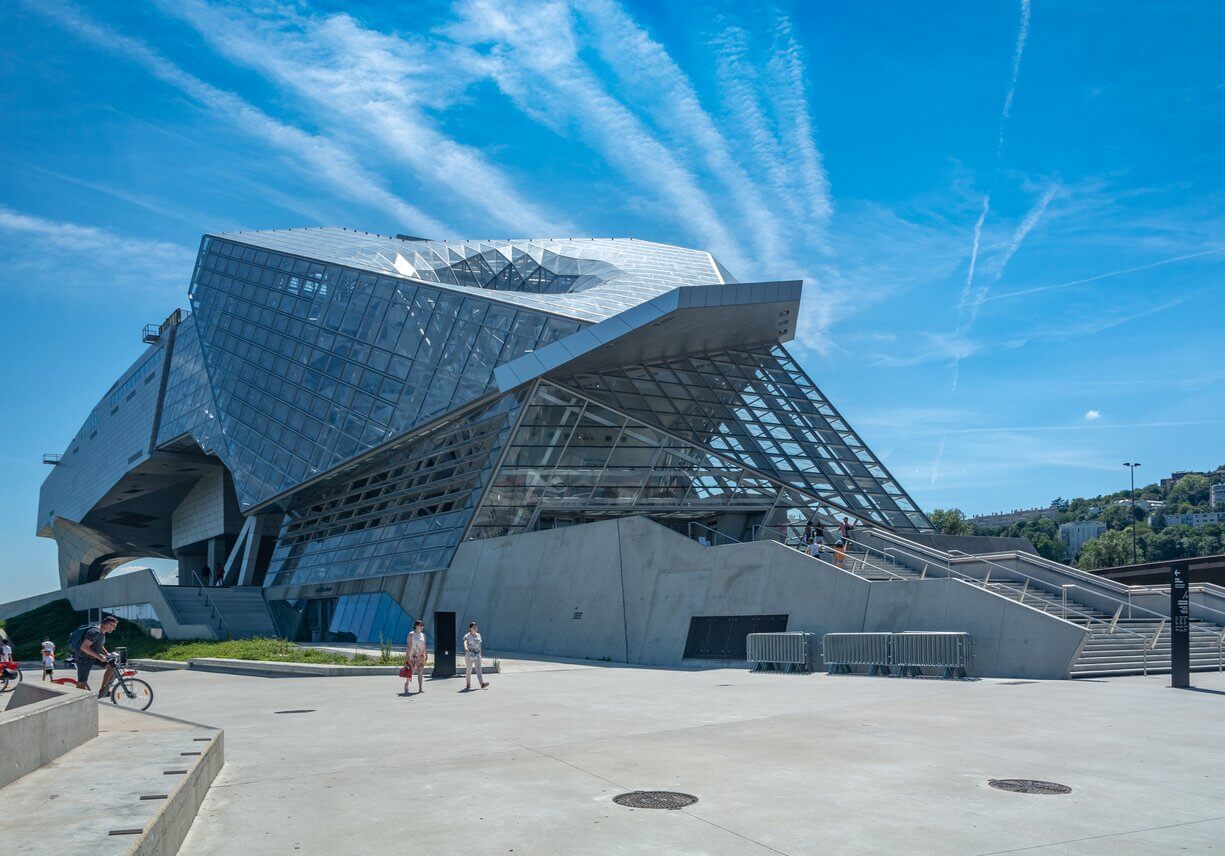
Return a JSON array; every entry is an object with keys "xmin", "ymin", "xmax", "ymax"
[{"xmin": 0, "ymin": 600, "xmax": 400, "ymax": 665}]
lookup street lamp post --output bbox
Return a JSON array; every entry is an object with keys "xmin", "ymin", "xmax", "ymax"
[{"xmin": 1123, "ymin": 462, "xmax": 1141, "ymax": 564}]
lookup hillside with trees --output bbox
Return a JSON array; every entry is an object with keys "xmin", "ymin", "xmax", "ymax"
[{"xmin": 928, "ymin": 466, "xmax": 1225, "ymax": 569}]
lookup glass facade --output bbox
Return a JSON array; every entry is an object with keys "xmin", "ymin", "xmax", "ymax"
[
  {"xmin": 46, "ymin": 225, "xmax": 931, "ymax": 594},
  {"xmin": 267, "ymin": 393, "xmax": 523, "ymax": 587},
  {"xmin": 157, "ymin": 314, "xmax": 221, "ymax": 453},
  {"xmin": 555, "ymin": 345, "xmax": 928, "ymax": 530},
  {"xmin": 189, "ymin": 237, "xmax": 580, "ymax": 508},
  {"xmin": 271, "ymin": 592, "xmax": 415, "ymax": 645},
  {"xmin": 471, "ymin": 381, "xmax": 831, "ymax": 540}
]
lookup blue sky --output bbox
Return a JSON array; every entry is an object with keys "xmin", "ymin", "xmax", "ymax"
[{"xmin": 2, "ymin": 1, "xmax": 1222, "ymax": 599}]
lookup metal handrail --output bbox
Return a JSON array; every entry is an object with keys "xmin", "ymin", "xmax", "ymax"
[
  {"xmin": 846, "ymin": 535, "xmax": 1151, "ymax": 639},
  {"xmin": 865, "ymin": 535, "xmax": 1225, "ymax": 665},
  {"xmin": 686, "ymin": 521, "xmax": 742, "ymax": 546},
  {"xmin": 794, "ymin": 539, "xmax": 911, "ymax": 582},
  {"xmin": 1124, "ymin": 586, "xmax": 1225, "ymax": 624},
  {"xmin": 191, "ymin": 571, "xmax": 233, "ymax": 639},
  {"xmin": 859, "ymin": 529, "xmax": 1225, "ymax": 673}
]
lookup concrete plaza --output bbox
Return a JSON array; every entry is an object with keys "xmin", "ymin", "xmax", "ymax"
[{"xmin": 151, "ymin": 660, "xmax": 1225, "ymax": 855}]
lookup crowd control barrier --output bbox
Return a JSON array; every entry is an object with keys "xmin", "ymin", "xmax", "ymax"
[
  {"xmin": 746, "ymin": 632, "xmax": 816, "ymax": 673},
  {"xmin": 821, "ymin": 633, "xmax": 893, "ymax": 675},
  {"xmin": 821, "ymin": 632, "xmax": 972, "ymax": 679}
]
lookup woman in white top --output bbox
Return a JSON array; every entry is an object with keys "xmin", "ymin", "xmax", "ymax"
[
  {"xmin": 405, "ymin": 620, "xmax": 427, "ymax": 695},
  {"xmin": 464, "ymin": 622, "xmax": 489, "ymax": 690}
]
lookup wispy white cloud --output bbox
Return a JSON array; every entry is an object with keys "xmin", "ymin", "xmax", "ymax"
[
  {"xmin": 765, "ymin": 14, "xmax": 832, "ymax": 229},
  {"xmin": 570, "ymin": 0, "xmax": 795, "ymax": 272},
  {"xmin": 447, "ymin": 0, "xmax": 750, "ymax": 271},
  {"xmin": 28, "ymin": 0, "xmax": 449, "ymax": 237},
  {"xmin": 1084, "ymin": 409, "xmax": 1101, "ymax": 421},
  {"xmin": 709, "ymin": 23, "xmax": 809, "ymax": 234},
  {"xmin": 0, "ymin": 208, "xmax": 194, "ymax": 297},
  {"xmin": 162, "ymin": 0, "xmax": 570, "ymax": 237},
  {"xmin": 986, "ymin": 246, "xmax": 1225, "ymax": 303},
  {"xmin": 997, "ymin": 0, "xmax": 1031, "ymax": 156}
]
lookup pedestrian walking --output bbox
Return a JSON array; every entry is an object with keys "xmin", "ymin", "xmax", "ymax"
[
  {"xmin": 214, "ymin": 564, "xmax": 225, "ymax": 586},
  {"xmin": 0, "ymin": 637, "xmax": 13, "ymax": 663},
  {"xmin": 833, "ymin": 540, "xmax": 847, "ymax": 570},
  {"xmin": 463, "ymin": 622, "xmax": 489, "ymax": 690},
  {"xmin": 839, "ymin": 517, "xmax": 854, "ymax": 543},
  {"xmin": 404, "ymin": 620, "xmax": 427, "ymax": 695}
]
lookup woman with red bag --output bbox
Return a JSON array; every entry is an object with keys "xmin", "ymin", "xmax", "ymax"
[{"xmin": 402, "ymin": 620, "xmax": 428, "ymax": 695}]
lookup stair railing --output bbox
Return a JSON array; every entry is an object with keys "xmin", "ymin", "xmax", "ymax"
[
  {"xmin": 871, "ymin": 535, "xmax": 1225, "ymax": 668},
  {"xmin": 846, "ymin": 534, "xmax": 1153, "ymax": 649},
  {"xmin": 191, "ymin": 571, "xmax": 234, "ymax": 640},
  {"xmin": 686, "ymin": 521, "xmax": 742, "ymax": 547}
]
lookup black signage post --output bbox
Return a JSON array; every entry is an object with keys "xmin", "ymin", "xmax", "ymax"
[
  {"xmin": 1170, "ymin": 562, "xmax": 1191, "ymax": 689},
  {"xmin": 432, "ymin": 611, "xmax": 457, "ymax": 679}
]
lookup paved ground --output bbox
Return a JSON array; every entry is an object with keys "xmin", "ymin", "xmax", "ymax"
[{"xmin": 148, "ymin": 661, "xmax": 1225, "ymax": 855}]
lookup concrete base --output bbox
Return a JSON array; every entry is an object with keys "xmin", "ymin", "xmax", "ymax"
[
  {"xmin": 3, "ymin": 703, "xmax": 223, "ymax": 856},
  {"xmin": 185, "ymin": 658, "xmax": 401, "ymax": 677},
  {"xmin": 0, "ymin": 683, "xmax": 98, "ymax": 789}
]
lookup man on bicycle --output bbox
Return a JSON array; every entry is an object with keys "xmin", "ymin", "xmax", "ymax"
[{"xmin": 76, "ymin": 615, "xmax": 118, "ymax": 697}]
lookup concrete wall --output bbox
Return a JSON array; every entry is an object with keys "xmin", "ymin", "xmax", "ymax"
[
  {"xmin": 0, "ymin": 683, "xmax": 98, "ymax": 789},
  {"xmin": 171, "ymin": 469, "xmax": 243, "ymax": 550},
  {"xmin": 416, "ymin": 517, "xmax": 1087, "ymax": 678},
  {"xmin": 0, "ymin": 570, "xmax": 215, "ymax": 639}
]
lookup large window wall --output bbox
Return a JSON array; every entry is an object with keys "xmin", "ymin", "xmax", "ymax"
[
  {"xmin": 157, "ymin": 314, "xmax": 221, "ymax": 453},
  {"xmin": 556, "ymin": 345, "xmax": 928, "ymax": 530},
  {"xmin": 469, "ymin": 382, "xmax": 831, "ymax": 541},
  {"xmin": 267, "ymin": 393, "xmax": 523, "ymax": 587},
  {"xmin": 189, "ymin": 237, "xmax": 580, "ymax": 508}
]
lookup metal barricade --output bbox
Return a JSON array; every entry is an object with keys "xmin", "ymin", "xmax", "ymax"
[
  {"xmin": 891, "ymin": 632, "xmax": 972, "ymax": 679},
  {"xmin": 820, "ymin": 632, "xmax": 973, "ymax": 679},
  {"xmin": 821, "ymin": 633, "xmax": 892, "ymax": 675},
  {"xmin": 747, "ymin": 632, "xmax": 815, "ymax": 673}
]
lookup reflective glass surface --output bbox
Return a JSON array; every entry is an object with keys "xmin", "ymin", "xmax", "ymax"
[
  {"xmin": 157, "ymin": 314, "xmax": 221, "ymax": 453},
  {"xmin": 267, "ymin": 393, "xmax": 523, "ymax": 587},
  {"xmin": 207, "ymin": 228, "xmax": 733, "ymax": 324},
  {"xmin": 189, "ymin": 237, "xmax": 579, "ymax": 508},
  {"xmin": 271, "ymin": 593, "xmax": 415, "ymax": 645},
  {"xmin": 471, "ymin": 382, "xmax": 814, "ymax": 540},
  {"xmin": 554, "ymin": 345, "xmax": 929, "ymax": 530}
]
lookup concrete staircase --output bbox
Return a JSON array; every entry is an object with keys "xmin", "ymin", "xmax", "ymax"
[
  {"xmin": 161, "ymin": 586, "xmax": 278, "ymax": 639},
  {"xmin": 837, "ymin": 541, "xmax": 1225, "ymax": 678}
]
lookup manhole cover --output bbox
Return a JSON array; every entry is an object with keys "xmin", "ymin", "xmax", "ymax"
[
  {"xmin": 988, "ymin": 779, "xmax": 1071, "ymax": 795},
  {"xmin": 613, "ymin": 791, "xmax": 698, "ymax": 810},
  {"xmin": 273, "ymin": 709, "xmax": 317, "ymax": 714}
]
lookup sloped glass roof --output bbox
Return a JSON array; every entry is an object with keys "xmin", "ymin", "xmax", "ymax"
[{"xmin": 208, "ymin": 227, "xmax": 734, "ymax": 324}]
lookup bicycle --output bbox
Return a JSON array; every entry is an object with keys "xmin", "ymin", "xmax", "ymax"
[
  {"xmin": 0, "ymin": 659, "xmax": 22, "ymax": 692},
  {"xmin": 54, "ymin": 655, "xmax": 154, "ymax": 711}
]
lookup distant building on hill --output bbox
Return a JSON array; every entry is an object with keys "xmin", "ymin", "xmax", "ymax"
[
  {"xmin": 1212, "ymin": 482, "xmax": 1225, "ymax": 509},
  {"xmin": 1159, "ymin": 512, "xmax": 1225, "ymax": 529},
  {"xmin": 970, "ymin": 506, "xmax": 1060, "ymax": 528},
  {"xmin": 1059, "ymin": 520, "xmax": 1106, "ymax": 559},
  {"xmin": 1161, "ymin": 467, "xmax": 1225, "ymax": 490}
]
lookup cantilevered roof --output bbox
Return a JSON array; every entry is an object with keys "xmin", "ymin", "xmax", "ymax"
[
  {"xmin": 494, "ymin": 280, "xmax": 802, "ymax": 391},
  {"xmin": 210, "ymin": 227, "xmax": 734, "ymax": 324}
]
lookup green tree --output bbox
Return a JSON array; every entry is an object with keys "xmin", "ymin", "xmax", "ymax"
[
  {"xmin": 1100, "ymin": 504, "xmax": 1135, "ymax": 531},
  {"xmin": 1077, "ymin": 529, "xmax": 1134, "ymax": 570},
  {"xmin": 1150, "ymin": 512, "xmax": 1167, "ymax": 533},
  {"xmin": 1167, "ymin": 474, "xmax": 1211, "ymax": 509},
  {"xmin": 929, "ymin": 508, "xmax": 973, "ymax": 536}
]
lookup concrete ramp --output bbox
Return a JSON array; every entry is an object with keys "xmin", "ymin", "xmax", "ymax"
[{"xmin": 1, "ymin": 687, "xmax": 223, "ymax": 855}]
